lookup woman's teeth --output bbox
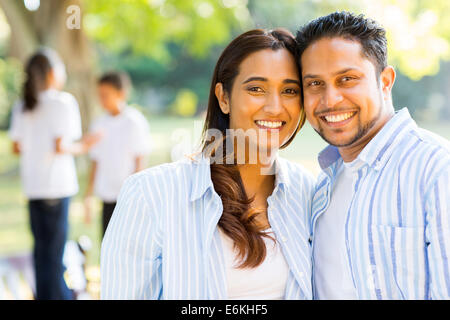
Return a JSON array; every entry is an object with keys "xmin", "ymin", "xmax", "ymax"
[
  {"xmin": 324, "ymin": 112, "xmax": 355, "ymax": 123},
  {"xmin": 255, "ymin": 120, "xmax": 284, "ymax": 128}
]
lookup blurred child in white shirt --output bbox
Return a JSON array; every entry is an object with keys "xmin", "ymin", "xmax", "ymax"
[{"xmin": 84, "ymin": 71, "xmax": 152, "ymax": 237}]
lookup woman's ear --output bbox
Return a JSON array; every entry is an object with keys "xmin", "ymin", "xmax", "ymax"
[{"xmin": 215, "ymin": 82, "xmax": 230, "ymax": 114}]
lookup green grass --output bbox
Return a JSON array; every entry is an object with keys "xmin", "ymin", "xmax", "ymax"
[{"xmin": 1, "ymin": 116, "xmax": 449, "ymax": 270}]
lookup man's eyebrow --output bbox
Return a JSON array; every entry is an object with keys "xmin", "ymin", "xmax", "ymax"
[
  {"xmin": 303, "ymin": 68, "xmax": 359, "ymax": 80},
  {"xmin": 242, "ymin": 77, "xmax": 300, "ymax": 86}
]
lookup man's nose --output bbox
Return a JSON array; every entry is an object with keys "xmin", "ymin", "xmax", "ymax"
[{"xmin": 321, "ymin": 85, "xmax": 344, "ymax": 108}]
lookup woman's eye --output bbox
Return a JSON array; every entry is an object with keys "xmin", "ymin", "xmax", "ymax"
[
  {"xmin": 247, "ymin": 86, "xmax": 264, "ymax": 93},
  {"xmin": 284, "ymin": 88, "xmax": 299, "ymax": 95}
]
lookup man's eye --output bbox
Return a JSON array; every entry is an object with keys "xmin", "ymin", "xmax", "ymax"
[
  {"xmin": 341, "ymin": 76, "xmax": 355, "ymax": 82},
  {"xmin": 308, "ymin": 80, "xmax": 321, "ymax": 87}
]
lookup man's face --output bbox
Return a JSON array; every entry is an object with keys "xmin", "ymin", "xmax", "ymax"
[{"xmin": 301, "ymin": 37, "xmax": 393, "ymax": 148}]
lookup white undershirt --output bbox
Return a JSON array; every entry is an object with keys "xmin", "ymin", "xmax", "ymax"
[
  {"xmin": 219, "ymin": 227, "xmax": 289, "ymax": 300},
  {"xmin": 313, "ymin": 159, "xmax": 364, "ymax": 299}
]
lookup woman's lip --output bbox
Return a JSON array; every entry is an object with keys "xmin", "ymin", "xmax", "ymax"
[{"xmin": 254, "ymin": 120, "xmax": 286, "ymax": 130}]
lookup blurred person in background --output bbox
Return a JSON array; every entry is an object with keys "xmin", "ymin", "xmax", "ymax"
[
  {"xmin": 8, "ymin": 48, "xmax": 101, "ymax": 300},
  {"xmin": 84, "ymin": 71, "xmax": 152, "ymax": 238}
]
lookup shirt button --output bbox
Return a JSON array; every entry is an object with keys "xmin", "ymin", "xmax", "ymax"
[
  {"xmin": 299, "ymin": 272, "xmax": 304, "ymax": 278},
  {"xmin": 281, "ymin": 236, "xmax": 288, "ymax": 242}
]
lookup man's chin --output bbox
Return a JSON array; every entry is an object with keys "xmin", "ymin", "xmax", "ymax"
[{"xmin": 316, "ymin": 130, "xmax": 359, "ymax": 148}]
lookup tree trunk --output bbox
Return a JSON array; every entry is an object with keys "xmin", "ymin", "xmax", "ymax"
[{"xmin": 0, "ymin": 0, "xmax": 97, "ymax": 132}]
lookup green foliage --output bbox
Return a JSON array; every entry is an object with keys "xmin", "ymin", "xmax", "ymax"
[
  {"xmin": 170, "ymin": 88, "xmax": 198, "ymax": 117},
  {"xmin": 83, "ymin": 0, "xmax": 250, "ymax": 63},
  {"xmin": 248, "ymin": 0, "xmax": 450, "ymax": 80},
  {"xmin": 0, "ymin": 57, "xmax": 24, "ymax": 129}
]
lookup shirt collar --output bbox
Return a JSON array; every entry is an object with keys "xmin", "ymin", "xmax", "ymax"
[
  {"xmin": 188, "ymin": 151, "xmax": 291, "ymax": 202},
  {"xmin": 188, "ymin": 151, "xmax": 214, "ymax": 202},
  {"xmin": 272, "ymin": 153, "xmax": 291, "ymax": 191},
  {"xmin": 318, "ymin": 107, "xmax": 418, "ymax": 171}
]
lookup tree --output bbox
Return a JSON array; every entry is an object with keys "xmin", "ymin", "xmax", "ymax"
[
  {"xmin": 248, "ymin": 0, "xmax": 450, "ymax": 80},
  {"xmin": 0, "ymin": 0, "xmax": 97, "ymax": 132},
  {"xmin": 0, "ymin": 0, "xmax": 247, "ymax": 127}
]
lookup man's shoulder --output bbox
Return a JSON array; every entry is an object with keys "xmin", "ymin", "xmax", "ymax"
[
  {"xmin": 415, "ymin": 127, "xmax": 450, "ymax": 153},
  {"xmin": 402, "ymin": 127, "xmax": 450, "ymax": 164}
]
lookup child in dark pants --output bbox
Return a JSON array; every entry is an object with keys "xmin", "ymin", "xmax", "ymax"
[
  {"xmin": 84, "ymin": 71, "xmax": 152, "ymax": 238},
  {"xmin": 9, "ymin": 49, "xmax": 100, "ymax": 300}
]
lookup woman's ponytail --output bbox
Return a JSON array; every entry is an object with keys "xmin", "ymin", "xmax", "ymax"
[{"xmin": 23, "ymin": 53, "xmax": 52, "ymax": 112}]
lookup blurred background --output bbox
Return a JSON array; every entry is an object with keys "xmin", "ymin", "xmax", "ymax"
[{"xmin": 0, "ymin": 0, "xmax": 449, "ymax": 299}]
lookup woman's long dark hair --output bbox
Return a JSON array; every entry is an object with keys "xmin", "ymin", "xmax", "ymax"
[
  {"xmin": 23, "ymin": 53, "xmax": 53, "ymax": 111},
  {"xmin": 201, "ymin": 29, "xmax": 306, "ymax": 268}
]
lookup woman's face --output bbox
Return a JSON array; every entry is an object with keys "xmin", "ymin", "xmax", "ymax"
[{"xmin": 216, "ymin": 48, "xmax": 302, "ymax": 159}]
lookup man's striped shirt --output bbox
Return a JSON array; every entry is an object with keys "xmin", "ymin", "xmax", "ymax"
[{"xmin": 311, "ymin": 108, "xmax": 450, "ymax": 299}]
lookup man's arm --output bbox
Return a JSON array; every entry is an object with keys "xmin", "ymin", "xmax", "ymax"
[{"xmin": 425, "ymin": 166, "xmax": 450, "ymax": 299}]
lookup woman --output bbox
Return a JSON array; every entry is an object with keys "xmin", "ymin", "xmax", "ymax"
[
  {"xmin": 8, "ymin": 49, "xmax": 100, "ymax": 300},
  {"xmin": 101, "ymin": 29, "xmax": 315, "ymax": 300}
]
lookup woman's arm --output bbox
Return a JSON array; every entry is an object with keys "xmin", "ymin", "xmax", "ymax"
[
  {"xmin": 100, "ymin": 173, "xmax": 163, "ymax": 299},
  {"xmin": 12, "ymin": 141, "xmax": 20, "ymax": 155}
]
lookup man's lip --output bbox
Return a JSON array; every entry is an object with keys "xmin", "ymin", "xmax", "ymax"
[
  {"xmin": 315, "ymin": 110, "xmax": 358, "ymax": 117},
  {"xmin": 318, "ymin": 111, "xmax": 357, "ymax": 127}
]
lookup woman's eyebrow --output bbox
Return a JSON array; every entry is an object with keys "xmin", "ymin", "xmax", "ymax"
[
  {"xmin": 283, "ymin": 79, "xmax": 301, "ymax": 86},
  {"xmin": 242, "ymin": 76, "xmax": 267, "ymax": 84},
  {"xmin": 242, "ymin": 77, "xmax": 300, "ymax": 86}
]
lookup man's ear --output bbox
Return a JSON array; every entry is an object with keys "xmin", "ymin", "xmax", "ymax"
[
  {"xmin": 380, "ymin": 65, "xmax": 396, "ymax": 101},
  {"xmin": 215, "ymin": 82, "xmax": 230, "ymax": 114}
]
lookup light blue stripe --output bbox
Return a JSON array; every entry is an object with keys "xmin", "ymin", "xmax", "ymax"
[
  {"xmin": 434, "ymin": 185, "xmax": 450, "ymax": 296},
  {"xmin": 312, "ymin": 108, "xmax": 450, "ymax": 300},
  {"xmin": 101, "ymin": 154, "xmax": 315, "ymax": 299}
]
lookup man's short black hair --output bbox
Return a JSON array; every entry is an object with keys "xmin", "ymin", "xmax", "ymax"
[{"xmin": 296, "ymin": 11, "xmax": 388, "ymax": 75}]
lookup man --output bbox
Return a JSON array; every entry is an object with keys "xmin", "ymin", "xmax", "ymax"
[{"xmin": 296, "ymin": 11, "xmax": 450, "ymax": 299}]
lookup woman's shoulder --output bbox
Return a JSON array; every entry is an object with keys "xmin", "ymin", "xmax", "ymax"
[
  {"xmin": 43, "ymin": 90, "xmax": 78, "ymax": 110},
  {"xmin": 124, "ymin": 154, "xmax": 203, "ymax": 196},
  {"xmin": 277, "ymin": 156, "xmax": 316, "ymax": 185}
]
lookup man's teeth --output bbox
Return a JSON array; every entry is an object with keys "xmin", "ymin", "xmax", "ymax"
[
  {"xmin": 324, "ymin": 112, "xmax": 354, "ymax": 123},
  {"xmin": 255, "ymin": 120, "xmax": 283, "ymax": 128}
]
